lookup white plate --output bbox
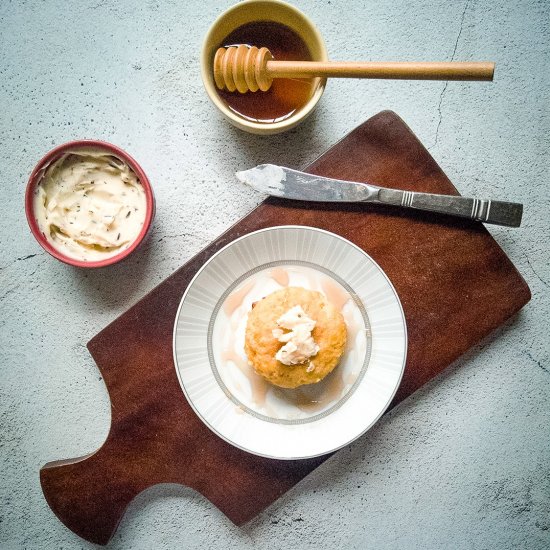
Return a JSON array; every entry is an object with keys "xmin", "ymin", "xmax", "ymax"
[{"xmin": 173, "ymin": 226, "xmax": 407, "ymax": 459}]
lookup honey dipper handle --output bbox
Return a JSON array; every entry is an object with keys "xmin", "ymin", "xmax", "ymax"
[{"xmin": 266, "ymin": 61, "xmax": 495, "ymax": 81}]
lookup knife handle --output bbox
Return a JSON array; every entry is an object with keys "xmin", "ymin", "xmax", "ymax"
[{"xmin": 376, "ymin": 188, "xmax": 523, "ymax": 227}]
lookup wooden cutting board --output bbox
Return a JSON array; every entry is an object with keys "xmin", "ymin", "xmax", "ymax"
[{"xmin": 40, "ymin": 111, "xmax": 530, "ymax": 545}]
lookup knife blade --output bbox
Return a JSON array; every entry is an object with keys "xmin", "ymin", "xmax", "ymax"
[{"xmin": 235, "ymin": 164, "xmax": 523, "ymax": 227}]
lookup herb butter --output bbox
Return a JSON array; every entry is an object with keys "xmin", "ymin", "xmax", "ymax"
[
  {"xmin": 33, "ymin": 150, "xmax": 146, "ymax": 261},
  {"xmin": 273, "ymin": 305, "xmax": 320, "ymax": 365}
]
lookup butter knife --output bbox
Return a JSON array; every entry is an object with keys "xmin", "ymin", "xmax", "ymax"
[{"xmin": 236, "ymin": 164, "xmax": 523, "ymax": 228}]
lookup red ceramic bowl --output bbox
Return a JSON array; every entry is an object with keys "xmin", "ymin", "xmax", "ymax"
[{"xmin": 25, "ymin": 140, "xmax": 155, "ymax": 268}]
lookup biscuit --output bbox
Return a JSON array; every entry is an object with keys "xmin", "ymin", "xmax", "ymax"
[{"xmin": 244, "ymin": 287, "xmax": 347, "ymax": 388}]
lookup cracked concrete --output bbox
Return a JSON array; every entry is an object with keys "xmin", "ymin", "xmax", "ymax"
[
  {"xmin": 1, "ymin": 0, "xmax": 549, "ymax": 549},
  {"xmin": 432, "ymin": 0, "xmax": 470, "ymax": 150},
  {"xmin": 525, "ymin": 256, "xmax": 549, "ymax": 289},
  {"xmin": 0, "ymin": 252, "xmax": 45, "ymax": 272}
]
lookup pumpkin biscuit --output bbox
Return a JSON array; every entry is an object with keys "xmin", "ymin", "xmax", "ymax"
[{"xmin": 244, "ymin": 287, "xmax": 347, "ymax": 388}]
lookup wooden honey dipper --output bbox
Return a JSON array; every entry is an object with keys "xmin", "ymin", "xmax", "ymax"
[{"xmin": 214, "ymin": 45, "xmax": 495, "ymax": 93}]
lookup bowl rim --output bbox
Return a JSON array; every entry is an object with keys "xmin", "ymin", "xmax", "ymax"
[
  {"xmin": 173, "ymin": 225, "xmax": 408, "ymax": 459},
  {"xmin": 25, "ymin": 139, "xmax": 155, "ymax": 268},
  {"xmin": 200, "ymin": 0, "xmax": 329, "ymax": 135}
]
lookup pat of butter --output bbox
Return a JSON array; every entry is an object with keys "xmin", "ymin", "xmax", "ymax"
[
  {"xmin": 273, "ymin": 305, "xmax": 319, "ymax": 365},
  {"xmin": 33, "ymin": 150, "xmax": 146, "ymax": 261}
]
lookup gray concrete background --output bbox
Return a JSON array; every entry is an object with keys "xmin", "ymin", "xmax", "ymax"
[{"xmin": 1, "ymin": 0, "xmax": 548, "ymax": 548}]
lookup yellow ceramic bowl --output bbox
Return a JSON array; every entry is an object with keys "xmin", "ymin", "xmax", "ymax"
[{"xmin": 201, "ymin": 0, "xmax": 328, "ymax": 135}]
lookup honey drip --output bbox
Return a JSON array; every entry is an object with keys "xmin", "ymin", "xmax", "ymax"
[
  {"xmin": 282, "ymin": 369, "xmax": 346, "ymax": 414},
  {"xmin": 270, "ymin": 267, "xmax": 290, "ymax": 287},
  {"xmin": 223, "ymin": 280, "xmax": 255, "ymax": 316},
  {"xmin": 222, "ymin": 349, "xmax": 268, "ymax": 407},
  {"xmin": 321, "ymin": 278, "xmax": 351, "ymax": 311}
]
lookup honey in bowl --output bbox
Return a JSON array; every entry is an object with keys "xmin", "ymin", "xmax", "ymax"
[{"xmin": 216, "ymin": 21, "xmax": 316, "ymax": 124}]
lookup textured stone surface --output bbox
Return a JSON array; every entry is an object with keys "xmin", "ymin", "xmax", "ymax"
[{"xmin": 0, "ymin": 0, "xmax": 548, "ymax": 548}]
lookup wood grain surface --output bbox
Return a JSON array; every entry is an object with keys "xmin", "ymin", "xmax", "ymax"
[{"xmin": 39, "ymin": 111, "xmax": 530, "ymax": 545}]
